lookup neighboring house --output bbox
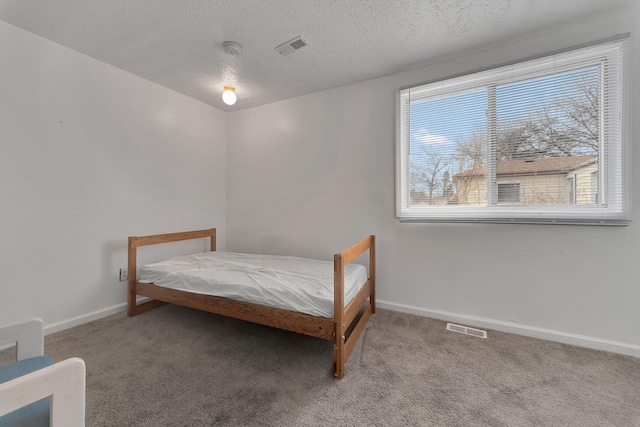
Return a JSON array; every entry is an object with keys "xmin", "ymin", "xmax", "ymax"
[{"xmin": 452, "ymin": 155, "xmax": 598, "ymax": 205}]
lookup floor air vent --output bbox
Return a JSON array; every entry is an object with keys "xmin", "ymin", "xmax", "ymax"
[{"xmin": 446, "ymin": 323, "xmax": 487, "ymax": 339}]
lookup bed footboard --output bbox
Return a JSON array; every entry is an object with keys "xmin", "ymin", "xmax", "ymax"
[{"xmin": 333, "ymin": 235, "xmax": 376, "ymax": 379}]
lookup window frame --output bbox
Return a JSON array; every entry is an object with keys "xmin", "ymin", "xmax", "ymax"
[
  {"xmin": 566, "ymin": 177, "xmax": 576, "ymax": 204},
  {"xmin": 395, "ymin": 38, "xmax": 629, "ymax": 225}
]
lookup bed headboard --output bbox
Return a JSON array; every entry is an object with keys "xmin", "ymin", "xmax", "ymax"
[
  {"xmin": 128, "ymin": 228, "xmax": 216, "ymax": 251},
  {"xmin": 127, "ymin": 228, "xmax": 216, "ymax": 316}
]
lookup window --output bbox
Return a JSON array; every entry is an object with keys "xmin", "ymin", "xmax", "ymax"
[
  {"xmin": 498, "ymin": 183, "xmax": 520, "ymax": 203},
  {"xmin": 396, "ymin": 38, "xmax": 628, "ymax": 224}
]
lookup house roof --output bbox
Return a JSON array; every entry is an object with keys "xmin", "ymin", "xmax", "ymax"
[{"xmin": 453, "ymin": 155, "xmax": 597, "ymax": 179}]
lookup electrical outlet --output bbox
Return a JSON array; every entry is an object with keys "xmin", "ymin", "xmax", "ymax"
[{"xmin": 119, "ymin": 268, "xmax": 128, "ymax": 282}]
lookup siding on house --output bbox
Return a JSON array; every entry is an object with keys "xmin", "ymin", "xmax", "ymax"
[
  {"xmin": 452, "ymin": 156, "xmax": 597, "ymax": 205},
  {"xmin": 568, "ymin": 162, "xmax": 599, "ymax": 204}
]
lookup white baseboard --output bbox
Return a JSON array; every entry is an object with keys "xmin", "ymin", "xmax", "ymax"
[
  {"xmin": 44, "ymin": 304, "xmax": 127, "ymax": 335},
  {"xmin": 44, "ymin": 297, "xmax": 151, "ymax": 336},
  {"xmin": 377, "ymin": 299, "xmax": 640, "ymax": 358},
  {"xmin": 17, "ymin": 298, "xmax": 640, "ymax": 359}
]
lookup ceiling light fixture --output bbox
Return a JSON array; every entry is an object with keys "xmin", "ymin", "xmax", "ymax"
[
  {"xmin": 222, "ymin": 86, "xmax": 237, "ymax": 105},
  {"xmin": 223, "ymin": 41, "xmax": 242, "ymax": 57},
  {"xmin": 221, "ymin": 41, "xmax": 241, "ymax": 105}
]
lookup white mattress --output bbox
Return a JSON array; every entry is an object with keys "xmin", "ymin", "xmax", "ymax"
[{"xmin": 138, "ymin": 251, "xmax": 368, "ymax": 318}]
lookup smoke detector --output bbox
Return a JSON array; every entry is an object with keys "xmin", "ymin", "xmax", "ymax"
[
  {"xmin": 223, "ymin": 41, "xmax": 242, "ymax": 57},
  {"xmin": 275, "ymin": 36, "xmax": 309, "ymax": 57}
]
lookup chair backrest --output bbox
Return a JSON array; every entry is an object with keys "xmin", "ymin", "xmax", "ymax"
[
  {"xmin": 0, "ymin": 318, "xmax": 44, "ymax": 361},
  {"xmin": 0, "ymin": 319, "xmax": 86, "ymax": 427}
]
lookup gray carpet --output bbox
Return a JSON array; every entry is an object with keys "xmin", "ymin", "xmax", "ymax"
[{"xmin": 2, "ymin": 305, "xmax": 639, "ymax": 426}]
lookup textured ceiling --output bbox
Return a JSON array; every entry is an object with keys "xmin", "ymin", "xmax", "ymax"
[{"xmin": 0, "ymin": 0, "xmax": 635, "ymax": 111}]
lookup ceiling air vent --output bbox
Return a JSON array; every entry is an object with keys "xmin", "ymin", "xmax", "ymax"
[{"xmin": 275, "ymin": 36, "xmax": 309, "ymax": 57}]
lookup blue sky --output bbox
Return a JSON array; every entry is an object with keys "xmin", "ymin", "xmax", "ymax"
[
  {"xmin": 408, "ymin": 65, "xmax": 599, "ymax": 163},
  {"xmin": 410, "ymin": 89, "xmax": 486, "ymax": 154}
]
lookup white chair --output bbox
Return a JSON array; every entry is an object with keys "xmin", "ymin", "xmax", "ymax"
[{"xmin": 0, "ymin": 318, "xmax": 85, "ymax": 426}]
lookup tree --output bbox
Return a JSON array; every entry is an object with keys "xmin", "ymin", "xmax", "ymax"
[
  {"xmin": 496, "ymin": 126, "xmax": 535, "ymax": 159},
  {"xmin": 448, "ymin": 71, "xmax": 600, "ymax": 205},
  {"xmin": 441, "ymin": 170, "xmax": 453, "ymax": 197},
  {"xmin": 410, "ymin": 146, "xmax": 451, "ymax": 204},
  {"xmin": 455, "ymin": 130, "xmax": 485, "ymax": 171},
  {"xmin": 496, "ymin": 72, "xmax": 599, "ymax": 159},
  {"xmin": 524, "ymin": 74, "xmax": 599, "ymax": 156},
  {"xmin": 451, "ymin": 71, "xmax": 599, "ymax": 168}
]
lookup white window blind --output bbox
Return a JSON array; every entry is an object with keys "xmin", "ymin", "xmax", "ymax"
[{"xmin": 396, "ymin": 38, "xmax": 629, "ymax": 225}]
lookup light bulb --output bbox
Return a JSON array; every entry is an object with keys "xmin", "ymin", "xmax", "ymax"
[{"xmin": 222, "ymin": 86, "xmax": 237, "ymax": 105}]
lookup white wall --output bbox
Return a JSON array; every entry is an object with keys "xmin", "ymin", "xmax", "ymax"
[
  {"xmin": 228, "ymin": 8, "xmax": 640, "ymax": 355},
  {"xmin": 2, "ymin": 6, "xmax": 638, "ymax": 356},
  {"xmin": 0, "ymin": 20, "xmax": 227, "ymax": 331}
]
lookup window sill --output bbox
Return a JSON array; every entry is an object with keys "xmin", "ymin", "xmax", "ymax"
[{"xmin": 398, "ymin": 218, "xmax": 630, "ymax": 226}]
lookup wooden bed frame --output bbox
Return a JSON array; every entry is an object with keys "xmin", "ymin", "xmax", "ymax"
[{"xmin": 127, "ymin": 228, "xmax": 375, "ymax": 379}]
